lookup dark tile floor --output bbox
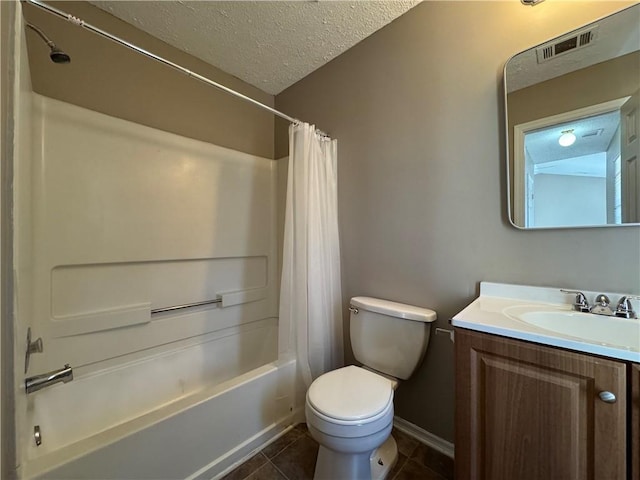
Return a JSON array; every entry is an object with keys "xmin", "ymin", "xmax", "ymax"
[{"xmin": 222, "ymin": 424, "xmax": 454, "ymax": 480}]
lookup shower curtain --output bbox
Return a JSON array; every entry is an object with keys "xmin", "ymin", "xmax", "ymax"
[{"xmin": 280, "ymin": 122, "xmax": 343, "ymax": 387}]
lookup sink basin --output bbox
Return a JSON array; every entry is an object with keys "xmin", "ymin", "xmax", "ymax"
[
  {"xmin": 452, "ymin": 282, "xmax": 640, "ymax": 362},
  {"xmin": 516, "ymin": 310, "xmax": 640, "ymax": 350}
]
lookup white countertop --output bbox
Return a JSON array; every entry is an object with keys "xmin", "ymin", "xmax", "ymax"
[{"xmin": 452, "ymin": 282, "xmax": 640, "ymax": 363}]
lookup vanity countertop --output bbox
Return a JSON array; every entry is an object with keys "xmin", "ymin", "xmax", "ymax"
[{"xmin": 452, "ymin": 282, "xmax": 640, "ymax": 363}]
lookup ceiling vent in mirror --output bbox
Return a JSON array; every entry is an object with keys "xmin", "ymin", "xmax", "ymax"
[
  {"xmin": 582, "ymin": 128, "xmax": 604, "ymax": 138},
  {"xmin": 536, "ymin": 25, "xmax": 599, "ymax": 63}
]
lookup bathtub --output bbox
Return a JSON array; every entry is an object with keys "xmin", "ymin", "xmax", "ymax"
[{"xmin": 24, "ymin": 355, "xmax": 302, "ymax": 479}]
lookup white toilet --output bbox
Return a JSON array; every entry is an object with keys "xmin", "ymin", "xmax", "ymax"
[{"xmin": 305, "ymin": 296, "xmax": 437, "ymax": 480}]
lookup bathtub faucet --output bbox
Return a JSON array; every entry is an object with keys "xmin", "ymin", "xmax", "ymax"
[{"xmin": 25, "ymin": 364, "xmax": 73, "ymax": 394}]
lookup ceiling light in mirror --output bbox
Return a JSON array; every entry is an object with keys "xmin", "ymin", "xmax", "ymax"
[{"xmin": 558, "ymin": 130, "xmax": 576, "ymax": 147}]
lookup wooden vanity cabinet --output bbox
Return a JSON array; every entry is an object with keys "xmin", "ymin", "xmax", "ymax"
[{"xmin": 455, "ymin": 328, "xmax": 628, "ymax": 480}]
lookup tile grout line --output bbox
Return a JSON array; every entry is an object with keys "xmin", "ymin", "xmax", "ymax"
[
  {"xmin": 268, "ymin": 458, "xmax": 291, "ymax": 480},
  {"xmin": 236, "ymin": 452, "xmax": 269, "ymax": 480},
  {"xmin": 390, "ymin": 455, "xmax": 408, "ymax": 480}
]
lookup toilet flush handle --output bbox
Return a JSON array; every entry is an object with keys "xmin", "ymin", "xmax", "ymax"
[{"xmin": 348, "ymin": 306, "xmax": 359, "ymax": 314}]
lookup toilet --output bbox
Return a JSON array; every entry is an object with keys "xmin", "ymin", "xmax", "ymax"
[{"xmin": 305, "ymin": 296, "xmax": 437, "ymax": 480}]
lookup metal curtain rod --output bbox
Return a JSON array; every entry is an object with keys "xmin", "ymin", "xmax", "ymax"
[{"xmin": 23, "ymin": 0, "xmax": 299, "ymax": 124}]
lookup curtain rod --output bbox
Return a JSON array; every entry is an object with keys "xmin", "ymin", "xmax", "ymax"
[{"xmin": 23, "ymin": 0, "xmax": 301, "ymax": 125}]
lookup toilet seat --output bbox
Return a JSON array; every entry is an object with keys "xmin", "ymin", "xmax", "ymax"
[
  {"xmin": 307, "ymin": 366, "xmax": 394, "ymax": 425},
  {"xmin": 306, "ymin": 396, "xmax": 394, "ymax": 430}
]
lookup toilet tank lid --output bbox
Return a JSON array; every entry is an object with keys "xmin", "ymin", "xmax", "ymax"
[{"xmin": 350, "ymin": 297, "xmax": 437, "ymax": 323}]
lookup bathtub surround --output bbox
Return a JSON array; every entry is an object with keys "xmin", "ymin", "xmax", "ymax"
[
  {"xmin": 280, "ymin": 123, "xmax": 343, "ymax": 387},
  {"xmin": 8, "ymin": 5, "xmax": 298, "ymax": 469},
  {"xmin": 5, "ymin": 2, "xmax": 307, "ymax": 477},
  {"xmin": 12, "ymin": 93, "xmax": 289, "ymax": 478},
  {"xmin": 275, "ymin": 0, "xmax": 639, "ymax": 442}
]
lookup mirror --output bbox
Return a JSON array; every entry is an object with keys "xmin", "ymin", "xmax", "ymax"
[{"xmin": 505, "ymin": 4, "xmax": 640, "ymax": 229}]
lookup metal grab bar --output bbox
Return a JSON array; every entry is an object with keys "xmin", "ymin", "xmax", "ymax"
[{"xmin": 151, "ymin": 298, "xmax": 222, "ymax": 315}]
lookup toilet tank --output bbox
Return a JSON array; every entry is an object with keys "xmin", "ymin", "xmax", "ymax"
[{"xmin": 350, "ymin": 297, "xmax": 437, "ymax": 380}]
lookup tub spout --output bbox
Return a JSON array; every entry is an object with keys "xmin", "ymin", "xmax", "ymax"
[{"xmin": 25, "ymin": 364, "xmax": 73, "ymax": 394}]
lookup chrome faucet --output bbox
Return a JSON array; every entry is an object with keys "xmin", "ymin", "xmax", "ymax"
[
  {"xmin": 25, "ymin": 364, "xmax": 73, "ymax": 394},
  {"xmin": 561, "ymin": 290, "xmax": 639, "ymax": 319},
  {"xmin": 615, "ymin": 295, "xmax": 639, "ymax": 319},
  {"xmin": 560, "ymin": 290, "xmax": 590, "ymax": 313},
  {"xmin": 590, "ymin": 294, "xmax": 613, "ymax": 316}
]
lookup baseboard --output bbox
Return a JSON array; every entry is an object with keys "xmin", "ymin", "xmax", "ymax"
[{"xmin": 393, "ymin": 416, "xmax": 455, "ymax": 459}]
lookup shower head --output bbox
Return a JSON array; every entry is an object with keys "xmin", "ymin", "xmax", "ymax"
[
  {"xmin": 26, "ymin": 23, "xmax": 71, "ymax": 64},
  {"xmin": 49, "ymin": 46, "xmax": 71, "ymax": 64}
]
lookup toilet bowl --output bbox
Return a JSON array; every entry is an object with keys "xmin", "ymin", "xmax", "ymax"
[
  {"xmin": 305, "ymin": 366, "xmax": 396, "ymax": 480},
  {"xmin": 305, "ymin": 297, "xmax": 437, "ymax": 480}
]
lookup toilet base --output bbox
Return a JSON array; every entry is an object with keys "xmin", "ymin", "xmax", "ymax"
[
  {"xmin": 370, "ymin": 435, "xmax": 398, "ymax": 480},
  {"xmin": 313, "ymin": 435, "xmax": 398, "ymax": 480}
]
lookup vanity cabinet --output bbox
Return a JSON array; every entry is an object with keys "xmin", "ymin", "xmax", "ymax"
[{"xmin": 455, "ymin": 328, "xmax": 630, "ymax": 480}]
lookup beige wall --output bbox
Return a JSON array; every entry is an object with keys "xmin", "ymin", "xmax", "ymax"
[
  {"xmin": 23, "ymin": 1, "xmax": 275, "ymax": 159},
  {"xmin": 276, "ymin": 1, "xmax": 640, "ymax": 442}
]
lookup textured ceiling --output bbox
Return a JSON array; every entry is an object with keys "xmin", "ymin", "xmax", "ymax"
[{"xmin": 89, "ymin": 1, "xmax": 419, "ymax": 95}]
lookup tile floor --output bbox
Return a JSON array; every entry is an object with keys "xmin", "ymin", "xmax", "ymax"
[{"xmin": 222, "ymin": 424, "xmax": 454, "ymax": 480}]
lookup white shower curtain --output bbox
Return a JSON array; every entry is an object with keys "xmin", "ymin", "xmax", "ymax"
[{"xmin": 280, "ymin": 122, "xmax": 343, "ymax": 388}]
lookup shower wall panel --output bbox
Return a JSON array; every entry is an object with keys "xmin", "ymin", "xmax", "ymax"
[
  {"xmin": 24, "ymin": 94, "xmax": 278, "ymax": 374},
  {"xmin": 16, "ymin": 94, "xmax": 279, "ymax": 463}
]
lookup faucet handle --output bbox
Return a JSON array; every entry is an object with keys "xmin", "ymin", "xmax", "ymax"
[
  {"xmin": 591, "ymin": 294, "xmax": 614, "ymax": 316},
  {"xmin": 615, "ymin": 295, "xmax": 640, "ymax": 319},
  {"xmin": 560, "ymin": 290, "xmax": 590, "ymax": 312}
]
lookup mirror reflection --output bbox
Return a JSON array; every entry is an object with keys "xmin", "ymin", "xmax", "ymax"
[{"xmin": 505, "ymin": 4, "xmax": 640, "ymax": 229}]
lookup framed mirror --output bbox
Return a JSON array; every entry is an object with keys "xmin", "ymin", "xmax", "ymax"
[{"xmin": 505, "ymin": 4, "xmax": 640, "ymax": 229}]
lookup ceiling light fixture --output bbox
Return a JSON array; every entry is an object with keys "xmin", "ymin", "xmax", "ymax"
[
  {"xmin": 521, "ymin": 0, "xmax": 545, "ymax": 5},
  {"xmin": 558, "ymin": 129, "xmax": 577, "ymax": 147}
]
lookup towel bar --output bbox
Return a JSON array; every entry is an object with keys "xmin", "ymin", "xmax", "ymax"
[{"xmin": 150, "ymin": 298, "xmax": 222, "ymax": 315}]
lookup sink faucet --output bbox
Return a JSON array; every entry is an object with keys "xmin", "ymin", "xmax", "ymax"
[
  {"xmin": 561, "ymin": 290, "xmax": 639, "ymax": 319},
  {"xmin": 615, "ymin": 295, "xmax": 639, "ymax": 319},
  {"xmin": 560, "ymin": 290, "xmax": 590, "ymax": 313}
]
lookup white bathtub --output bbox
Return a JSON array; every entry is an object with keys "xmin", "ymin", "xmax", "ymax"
[{"xmin": 25, "ymin": 357, "xmax": 301, "ymax": 479}]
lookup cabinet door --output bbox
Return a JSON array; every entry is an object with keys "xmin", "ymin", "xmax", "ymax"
[
  {"xmin": 455, "ymin": 328, "xmax": 627, "ymax": 480},
  {"xmin": 633, "ymin": 363, "xmax": 640, "ymax": 480}
]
